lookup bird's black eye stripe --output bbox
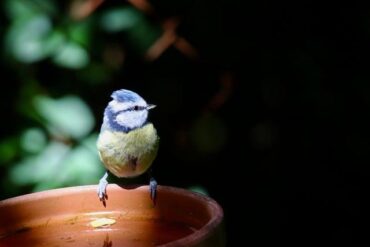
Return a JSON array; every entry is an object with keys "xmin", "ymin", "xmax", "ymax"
[
  {"xmin": 131, "ymin": 105, "xmax": 145, "ymax": 111},
  {"xmin": 115, "ymin": 106, "xmax": 145, "ymax": 113}
]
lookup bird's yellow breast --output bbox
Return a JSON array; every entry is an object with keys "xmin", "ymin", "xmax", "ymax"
[{"xmin": 97, "ymin": 123, "xmax": 159, "ymax": 178}]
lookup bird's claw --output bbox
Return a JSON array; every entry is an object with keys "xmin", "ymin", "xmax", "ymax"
[
  {"xmin": 149, "ymin": 177, "xmax": 157, "ymax": 205},
  {"xmin": 97, "ymin": 179, "xmax": 108, "ymax": 201},
  {"xmin": 97, "ymin": 172, "xmax": 109, "ymax": 201}
]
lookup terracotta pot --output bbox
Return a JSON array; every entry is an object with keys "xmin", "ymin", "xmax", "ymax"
[{"xmin": 0, "ymin": 185, "xmax": 225, "ymax": 247}]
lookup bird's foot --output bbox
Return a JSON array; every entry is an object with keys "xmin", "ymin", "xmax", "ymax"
[
  {"xmin": 149, "ymin": 177, "xmax": 157, "ymax": 205},
  {"xmin": 97, "ymin": 172, "xmax": 109, "ymax": 201}
]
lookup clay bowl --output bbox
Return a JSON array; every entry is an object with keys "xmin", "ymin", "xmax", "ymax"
[{"xmin": 0, "ymin": 184, "xmax": 225, "ymax": 247}]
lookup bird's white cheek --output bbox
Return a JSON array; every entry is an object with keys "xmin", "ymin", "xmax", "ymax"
[
  {"xmin": 116, "ymin": 111, "xmax": 147, "ymax": 129},
  {"xmin": 116, "ymin": 113, "xmax": 135, "ymax": 128}
]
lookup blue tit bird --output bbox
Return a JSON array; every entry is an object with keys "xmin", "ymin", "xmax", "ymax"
[{"xmin": 96, "ymin": 89, "xmax": 159, "ymax": 203}]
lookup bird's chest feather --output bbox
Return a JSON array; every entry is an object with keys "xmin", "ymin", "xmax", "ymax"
[{"xmin": 96, "ymin": 123, "xmax": 159, "ymax": 177}]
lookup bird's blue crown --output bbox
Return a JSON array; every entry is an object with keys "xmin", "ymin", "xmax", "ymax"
[{"xmin": 111, "ymin": 89, "xmax": 141, "ymax": 103}]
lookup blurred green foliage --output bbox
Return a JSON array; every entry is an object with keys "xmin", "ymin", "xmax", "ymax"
[
  {"xmin": 1, "ymin": 93, "xmax": 102, "ymax": 196},
  {"xmin": 100, "ymin": 7, "xmax": 141, "ymax": 32},
  {"xmin": 0, "ymin": 0, "xmax": 218, "ymax": 200},
  {"xmin": 0, "ymin": 0, "xmax": 169, "ymax": 199}
]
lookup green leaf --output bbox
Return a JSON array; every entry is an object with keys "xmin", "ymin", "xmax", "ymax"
[
  {"xmin": 5, "ymin": 0, "xmax": 38, "ymax": 19},
  {"xmin": 4, "ymin": 0, "xmax": 57, "ymax": 20},
  {"xmin": 9, "ymin": 141, "xmax": 70, "ymax": 185},
  {"xmin": 56, "ymin": 134, "xmax": 104, "ymax": 186},
  {"xmin": 0, "ymin": 138, "xmax": 18, "ymax": 164},
  {"xmin": 9, "ymin": 135, "xmax": 103, "ymax": 191},
  {"xmin": 5, "ymin": 14, "xmax": 63, "ymax": 63},
  {"xmin": 100, "ymin": 7, "xmax": 142, "ymax": 32},
  {"xmin": 20, "ymin": 128, "xmax": 47, "ymax": 153},
  {"xmin": 52, "ymin": 42, "xmax": 89, "ymax": 69},
  {"xmin": 68, "ymin": 19, "xmax": 92, "ymax": 46},
  {"xmin": 6, "ymin": 15, "xmax": 50, "ymax": 62},
  {"xmin": 32, "ymin": 134, "xmax": 103, "ymax": 191},
  {"xmin": 33, "ymin": 95, "xmax": 95, "ymax": 139}
]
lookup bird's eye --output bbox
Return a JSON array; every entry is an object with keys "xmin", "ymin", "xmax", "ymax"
[{"xmin": 134, "ymin": 105, "xmax": 139, "ymax": 111}]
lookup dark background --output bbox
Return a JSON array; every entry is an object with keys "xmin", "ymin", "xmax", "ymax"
[{"xmin": 1, "ymin": 1, "xmax": 370, "ymax": 246}]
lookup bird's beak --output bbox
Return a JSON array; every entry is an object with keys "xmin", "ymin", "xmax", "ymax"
[{"xmin": 147, "ymin": 104, "xmax": 156, "ymax": 110}]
